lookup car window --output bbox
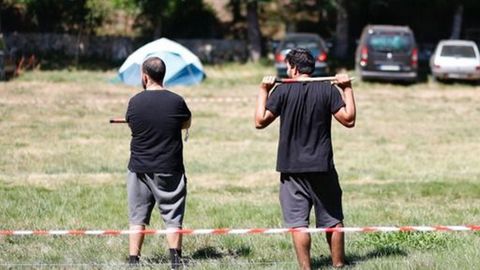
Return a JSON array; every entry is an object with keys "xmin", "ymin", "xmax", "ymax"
[
  {"xmin": 280, "ymin": 38, "xmax": 324, "ymax": 56},
  {"xmin": 368, "ymin": 33, "xmax": 412, "ymax": 53},
  {"xmin": 440, "ymin": 45, "xmax": 476, "ymax": 58}
]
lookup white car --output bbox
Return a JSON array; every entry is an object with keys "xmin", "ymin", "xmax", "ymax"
[{"xmin": 430, "ymin": 40, "xmax": 480, "ymax": 82}]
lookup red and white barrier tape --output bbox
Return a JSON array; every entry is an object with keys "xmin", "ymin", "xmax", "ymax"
[{"xmin": 1, "ymin": 226, "xmax": 479, "ymax": 236}]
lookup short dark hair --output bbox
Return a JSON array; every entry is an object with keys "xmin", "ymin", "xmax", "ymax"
[
  {"xmin": 142, "ymin": 57, "xmax": 166, "ymax": 84},
  {"xmin": 285, "ymin": 48, "xmax": 315, "ymax": 75}
]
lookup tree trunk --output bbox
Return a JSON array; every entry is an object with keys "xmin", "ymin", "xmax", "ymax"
[
  {"xmin": 450, "ymin": 4, "xmax": 463, "ymax": 39},
  {"xmin": 230, "ymin": 0, "xmax": 242, "ymax": 23},
  {"xmin": 334, "ymin": 0, "xmax": 349, "ymax": 59},
  {"xmin": 153, "ymin": 17, "xmax": 162, "ymax": 39},
  {"xmin": 246, "ymin": 0, "xmax": 262, "ymax": 62}
]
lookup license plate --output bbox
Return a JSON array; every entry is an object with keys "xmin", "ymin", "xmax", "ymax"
[
  {"xmin": 379, "ymin": 65, "xmax": 400, "ymax": 71},
  {"xmin": 448, "ymin": 73, "xmax": 468, "ymax": 79}
]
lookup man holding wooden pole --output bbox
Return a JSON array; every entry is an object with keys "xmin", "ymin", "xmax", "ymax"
[
  {"xmin": 125, "ymin": 57, "xmax": 191, "ymax": 269},
  {"xmin": 254, "ymin": 48, "xmax": 356, "ymax": 269}
]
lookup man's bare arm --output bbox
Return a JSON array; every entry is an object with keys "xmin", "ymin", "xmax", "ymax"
[
  {"xmin": 182, "ymin": 117, "xmax": 191, "ymax": 129},
  {"xmin": 254, "ymin": 76, "xmax": 277, "ymax": 129},
  {"xmin": 333, "ymin": 74, "xmax": 356, "ymax": 128}
]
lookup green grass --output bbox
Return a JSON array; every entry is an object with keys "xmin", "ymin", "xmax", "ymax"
[{"xmin": 0, "ymin": 63, "xmax": 480, "ymax": 269}]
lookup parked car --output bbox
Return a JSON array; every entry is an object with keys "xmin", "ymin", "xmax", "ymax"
[
  {"xmin": 355, "ymin": 25, "xmax": 418, "ymax": 82},
  {"xmin": 0, "ymin": 34, "xmax": 16, "ymax": 81},
  {"xmin": 274, "ymin": 33, "xmax": 329, "ymax": 77},
  {"xmin": 430, "ymin": 40, "xmax": 480, "ymax": 82}
]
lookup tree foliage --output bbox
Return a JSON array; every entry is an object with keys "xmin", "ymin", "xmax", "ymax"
[
  {"xmin": 1, "ymin": 0, "xmax": 115, "ymax": 34},
  {"xmin": 2, "ymin": 0, "xmax": 480, "ymax": 46},
  {"xmin": 132, "ymin": 0, "xmax": 221, "ymax": 39}
]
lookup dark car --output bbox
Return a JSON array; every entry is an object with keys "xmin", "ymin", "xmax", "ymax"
[
  {"xmin": 355, "ymin": 25, "xmax": 418, "ymax": 82},
  {"xmin": 274, "ymin": 33, "xmax": 329, "ymax": 77},
  {"xmin": 0, "ymin": 34, "xmax": 16, "ymax": 81}
]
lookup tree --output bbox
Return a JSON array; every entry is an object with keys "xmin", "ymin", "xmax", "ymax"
[
  {"xmin": 0, "ymin": 0, "xmax": 112, "ymax": 34},
  {"xmin": 227, "ymin": 0, "xmax": 272, "ymax": 61},
  {"xmin": 332, "ymin": 0, "xmax": 349, "ymax": 59},
  {"xmin": 133, "ymin": 0, "xmax": 221, "ymax": 39},
  {"xmin": 450, "ymin": 4, "xmax": 463, "ymax": 39},
  {"xmin": 246, "ymin": 0, "xmax": 262, "ymax": 61},
  {"xmin": 0, "ymin": 1, "xmax": 33, "ymax": 32},
  {"xmin": 134, "ymin": 0, "xmax": 170, "ymax": 39}
]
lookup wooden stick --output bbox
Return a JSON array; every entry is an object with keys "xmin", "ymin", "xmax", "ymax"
[
  {"xmin": 275, "ymin": 76, "xmax": 355, "ymax": 83},
  {"xmin": 109, "ymin": 118, "xmax": 127, "ymax": 124}
]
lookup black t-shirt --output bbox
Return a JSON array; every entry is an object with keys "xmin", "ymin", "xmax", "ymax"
[
  {"xmin": 266, "ymin": 81, "xmax": 345, "ymax": 173},
  {"xmin": 126, "ymin": 90, "xmax": 191, "ymax": 173}
]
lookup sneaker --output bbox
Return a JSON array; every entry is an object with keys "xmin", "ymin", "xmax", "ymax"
[
  {"xmin": 171, "ymin": 253, "xmax": 181, "ymax": 270},
  {"xmin": 128, "ymin": 255, "xmax": 140, "ymax": 266}
]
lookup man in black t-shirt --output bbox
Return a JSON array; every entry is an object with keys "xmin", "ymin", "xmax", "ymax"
[
  {"xmin": 125, "ymin": 57, "xmax": 191, "ymax": 269},
  {"xmin": 254, "ymin": 48, "xmax": 356, "ymax": 269}
]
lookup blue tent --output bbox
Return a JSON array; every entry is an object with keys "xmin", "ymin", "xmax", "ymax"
[{"xmin": 118, "ymin": 38, "xmax": 205, "ymax": 87}]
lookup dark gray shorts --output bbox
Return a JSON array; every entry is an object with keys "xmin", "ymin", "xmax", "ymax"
[
  {"xmin": 280, "ymin": 170, "xmax": 343, "ymax": 228},
  {"xmin": 127, "ymin": 170, "xmax": 187, "ymax": 228}
]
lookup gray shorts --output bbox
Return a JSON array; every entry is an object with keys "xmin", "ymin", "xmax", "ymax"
[
  {"xmin": 127, "ymin": 170, "xmax": 187, "ymax": 228},
  {"xmin": 280, "ymin": 170, "xmax": 343, "ymax": 228}
]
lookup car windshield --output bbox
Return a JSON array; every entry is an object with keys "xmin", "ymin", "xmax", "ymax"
[
  {"xmin": 440, "ymin": 45, "xmax": 476, "ymax": 58},
  {"xmin": 368, "ymin": 34, "xmax": 412, "ymax": 52}
]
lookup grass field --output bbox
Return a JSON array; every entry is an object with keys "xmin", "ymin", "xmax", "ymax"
[{"xmin": 1, "ymin": 63, "xmax": 479, "ymax": 269}]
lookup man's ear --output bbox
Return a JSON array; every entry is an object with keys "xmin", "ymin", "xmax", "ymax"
[{"xmin": 292, "ymin": 66, "xmax": 299, "ymax": 76}]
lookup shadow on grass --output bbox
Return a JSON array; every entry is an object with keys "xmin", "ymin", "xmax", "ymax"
[
  {"xmin": 141, "ymin": 254, "xmax": 169, "ymax": 265},
  {"xmin": 136, "ymin": 245, "xmax": 404, "ymax": 269},
  {"xmin": 312, "ymin": 246, "xmax": 407, "ymax": 269},
  {"xmin": 140, "ymin": 245, "xmax": 252, "ymax": 266},
  {"xmin": 191, "ymin": 245, "xmax": 252, "ymax": 260}
]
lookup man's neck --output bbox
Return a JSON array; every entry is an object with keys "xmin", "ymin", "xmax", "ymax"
[
  {"xmin": 295, "ymin": 74, "xmax": 310, "ymax": 79},
  {"xmin": 290, "ymin": 72, "xmax": 310, "ymax": 79},
  {"xmin": 145, "ymin": 84, "xmax": 164, "ymax": 91}
]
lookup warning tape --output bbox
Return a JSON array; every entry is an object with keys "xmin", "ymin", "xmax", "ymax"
[{"xmin": 1, "ymin": 226, "xmax": 479, "ymax": 236}]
